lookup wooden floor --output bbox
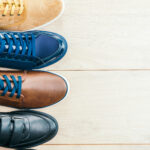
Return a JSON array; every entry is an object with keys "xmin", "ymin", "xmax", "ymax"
[{"xmin": 2, "ymin": 0, "xmax": 150, "ymax": 149}]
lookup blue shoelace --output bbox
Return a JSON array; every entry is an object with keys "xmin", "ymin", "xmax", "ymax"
[
  {"xmin": 0, "ymin": 75, "xmax": 22, "ymax": 98},
  {"xmin": 0, "ymin": 33, "xmax": 35, "ymax": 57}
]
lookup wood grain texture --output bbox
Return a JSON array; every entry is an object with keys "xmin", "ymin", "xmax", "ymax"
[
  {"xmin": 41, "ymin": 0, "xmax": 150, "ymax": 70},
  {"xmin": 3, "ymin": 145, "xmax": 150, "ymax": 150},
  {"xmin": 36, "ymin": 145, "xmax": 150, "ymax": 150},
  {"xmin": 40, "ymin": 71, "xmax": 150, "ymax": 145},
  {"xmin": 2, "ymin": 71, "xmax": 150, "ymax": 147}
]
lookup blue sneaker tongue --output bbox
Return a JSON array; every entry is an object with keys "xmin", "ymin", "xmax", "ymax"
[{"xmin": 35, "ymin": 34, "xmax": 59, "ymax": 58}]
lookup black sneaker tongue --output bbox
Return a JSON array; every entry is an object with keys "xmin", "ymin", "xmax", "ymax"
[{"xmin": 0, "ymin": 116, "xmax": 11, "ymax": 146}]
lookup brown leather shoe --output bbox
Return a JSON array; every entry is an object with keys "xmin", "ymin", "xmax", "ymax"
[
  {"xmin": 0, "ymin": 0, "xmax": 64, "ymax": 31},
  {"xmin": 0, "ymin": 70, "xmax": 68, "ymax": 108}
]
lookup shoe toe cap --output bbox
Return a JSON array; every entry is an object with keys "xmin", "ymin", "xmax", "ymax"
[
  {"xmin": 28, "ymin": 114, "xmax": 58, "ymax": 142},
  {"xmin": 35, "ymin": 34, "xmax": 60, "ymax": 59},
  {"xmin": 22, "ymin": 71, "xmax": 68, "ymax": 108}
]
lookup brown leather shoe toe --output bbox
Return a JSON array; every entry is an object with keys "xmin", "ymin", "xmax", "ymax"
[{"xmin": 0, "ymin": 70, "xmax": 68, "ymax": 108}]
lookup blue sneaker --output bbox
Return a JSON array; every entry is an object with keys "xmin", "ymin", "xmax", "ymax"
[{"xmin": 0, "ymin": 31, "xmax": 68, "ymax": 70}]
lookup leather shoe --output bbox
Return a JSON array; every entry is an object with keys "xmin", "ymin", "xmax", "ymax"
[
  {"xmin": 0, "ymin": 70, "xmax": 68, "ymax": 108},
  {"xmin": 0, "ymin": 110, "xmax": 58, "ymax": 149}
]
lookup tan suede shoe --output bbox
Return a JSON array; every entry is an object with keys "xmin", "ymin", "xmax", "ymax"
[
  {"xmin": 0, "ymin": 0, "xmax": 64, "ymax": 31},
  {"xmin": 0, "ymin": 70, "xmax": 68, "ymax": 108}
]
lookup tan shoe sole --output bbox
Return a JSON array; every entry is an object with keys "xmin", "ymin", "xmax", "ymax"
[{"xmin": 0, "ymin": 0, "xmax": 64, "ymax": 31}]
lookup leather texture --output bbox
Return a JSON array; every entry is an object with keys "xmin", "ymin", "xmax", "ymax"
[
  {"xmin": 0, "ymin": 110, "xmax": 58, "ymax": 149},
  {"xmin": 0, "ymin": 70, "xmax": 68, "ymax": 108}
]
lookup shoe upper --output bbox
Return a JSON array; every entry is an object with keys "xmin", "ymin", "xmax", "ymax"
[
  {"xmin": 0, "ymin": 31, "xmax": 67, "ymax": 70},
  {"xmin": 0, "ymin": 0, "xmax": 63, "ymax": 31},
  {"xmin": 0, "ymin": 70, "xmax": 68, "ymax": 108},
  {"xmin": 0, "ymin": 110, "xmax": 58, "ymax": 148}
]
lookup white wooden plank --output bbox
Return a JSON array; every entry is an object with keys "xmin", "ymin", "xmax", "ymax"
[
  {"xmin": 40, "ymin": 71, "xmax": 150, "ymax": 144},
  {"xmin": 1, "ymin": 71, "xmax": 150, "ymax": 146},
  {"xmin": 3, "ymin": 145, "xmax": 150, "ymax": 150},
  {"xmin": 39, "ymin": 0, "xmax": 150, "ymax": 70},
  {"xmin": 1, "ymin": 71, "xmax": 149, "ymax": 144},
  {"xmin": 36, "ymin": 145, "xmax": 150, "ymax": 150}
]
